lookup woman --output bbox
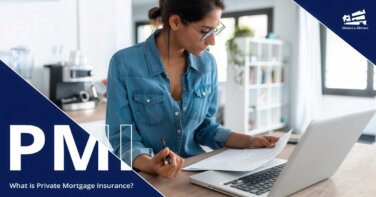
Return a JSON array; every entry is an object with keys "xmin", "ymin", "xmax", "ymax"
[{"xmin": 106, "ymin": 0, "xmax": 278, "ymax": 179}]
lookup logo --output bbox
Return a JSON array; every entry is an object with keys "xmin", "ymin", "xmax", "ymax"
[{"xmin": 342, "ymin": 9, "xmax": 369, "ymax": 30}]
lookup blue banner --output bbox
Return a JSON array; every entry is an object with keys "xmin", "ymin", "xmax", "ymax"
[
  {"xmin": 294, "ymin": 0, "xmax": 376, "ymax": 64},
  {"xmin": 0, "ymin": 61, "xmax": 162, "ymax": 196}
]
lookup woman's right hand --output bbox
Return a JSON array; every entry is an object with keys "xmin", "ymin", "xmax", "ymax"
[{"xmin": 151, "ymin": 148, "xmax": 185, "ymax": 179}]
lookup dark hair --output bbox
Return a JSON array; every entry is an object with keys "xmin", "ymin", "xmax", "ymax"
[{"xmin": 148, "ymin": 0, "xmax": 225, "ymax": 29}]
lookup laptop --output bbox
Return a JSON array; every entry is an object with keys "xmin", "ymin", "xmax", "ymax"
[{"xmin": 190, "ymin": 108, "xmax": 376, "ymax": 197}]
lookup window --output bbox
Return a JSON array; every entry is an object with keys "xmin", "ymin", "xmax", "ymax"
[
  {"xmin": 134, "ymin": 8, "xmax": 273, "ymax": 82},
  {"xmin": 135, "ymin": 21, "xmax": 156, "ymax": 44},
  {"xmin": 321, "ymin": 26, "xmax": 375, "ymax": 97},
  {"xmin": 208, "ymin": 17, "xmax": 235, "ymax": 82}
]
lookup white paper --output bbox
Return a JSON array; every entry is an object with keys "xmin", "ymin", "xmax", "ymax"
[{"xmin": 183, "ymin": 130, "xmax": 292, "ymax": 171}]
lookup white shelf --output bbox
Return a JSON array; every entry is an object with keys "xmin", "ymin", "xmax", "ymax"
[
  {"xmin": 224, "ymin": 37, "xmax": 288, "ymax": 135},
  {"xmin": 248, "ymin": 83, "xmax": 285, "ymax": 89},
  {"xmin": 248, "ymin": 61, "xmax": 283, "ymax": 67},
  {"xmin": 248, "ymin": 38, "xmax": 283, "ymax": 45},
  {"xmin": 249, "ymin": 102, "xmax": 287, "ymax": 112},
  {"xmin": 247, "ymin": 123, "xmax": 286, "ymax": 136}
]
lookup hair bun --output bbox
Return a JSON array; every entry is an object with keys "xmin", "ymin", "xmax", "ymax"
[{"xmin": 148, "ymin": 7, "xmax": 162, "ymax": 20}]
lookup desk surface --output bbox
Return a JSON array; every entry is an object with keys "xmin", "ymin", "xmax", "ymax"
[{"xmin": 140, "ymin": 142, "xmax": 376, "ymax": 197}]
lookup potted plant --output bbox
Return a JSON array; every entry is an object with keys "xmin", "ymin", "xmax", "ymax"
[{"xmin": 226, "ymin": 26, "xmax": 255, "ymax": 86}]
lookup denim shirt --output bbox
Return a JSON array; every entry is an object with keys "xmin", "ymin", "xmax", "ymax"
[{"xmin": 106, "ymin": 30, "xmax": 232, "ymax": 167}]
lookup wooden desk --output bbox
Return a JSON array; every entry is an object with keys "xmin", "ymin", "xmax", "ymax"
[
  {"xmin": 64, "ymin": 102, "xmax": 106, "ymax": 123},
  {"xmin": 140, "ymin": 142, "xmax": 376, "ymax": 197}
]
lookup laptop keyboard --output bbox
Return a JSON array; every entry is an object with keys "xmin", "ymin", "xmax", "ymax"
[{"xmin": 223, "ymin": 164, "xmax": 285, "ymax": 195}]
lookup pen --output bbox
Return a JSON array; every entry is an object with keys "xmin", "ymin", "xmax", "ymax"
[{"xmin": 160, "ymin": 139, "xmax": 172, "ymax": 165}]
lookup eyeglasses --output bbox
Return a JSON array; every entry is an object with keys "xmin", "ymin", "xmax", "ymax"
[{"xmin": 182, "ymin": 19, "xmax": 226, "ymax": 41}]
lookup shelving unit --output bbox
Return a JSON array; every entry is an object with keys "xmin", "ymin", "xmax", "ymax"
[{"xmin": 224, "ymin": 37, "xmax": 288, "ymax": 135}]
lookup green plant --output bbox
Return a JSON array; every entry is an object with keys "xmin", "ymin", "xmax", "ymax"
[{"xmin": 226, "ymin": 26, "xmax": 254, "ymax": 85}]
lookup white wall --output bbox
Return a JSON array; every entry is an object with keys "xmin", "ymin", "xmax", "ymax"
[
  {"xmin": 0, "ymin": 0, "xmax": 132, "ymax": 95},
  {"xmin": 79, "ymin": 0, "xmax": 132, "ymax": 81},
  {"xmin": 273, "ymin": 0, "xmax": 299, "ymax": 129},
  {"xmin": 0, "ymin": 0, "xmax": 77, "ymax": 95},
  {"xmin": 132, "ymin": 0, "xmax": 275, "ymax": 23}
]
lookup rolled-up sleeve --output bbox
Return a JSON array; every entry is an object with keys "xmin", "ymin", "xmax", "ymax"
[
  {"xmin": 106, "ymin": 54, "xmax": 154, "ymax": 167},
  {"xmin": 194, "ymin": 56, "xmax": 232, "ymax": 149}
]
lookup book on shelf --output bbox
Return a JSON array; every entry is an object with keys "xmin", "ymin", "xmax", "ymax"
[
  {"xmin": 254, "ymin": 68, "xmax": 273, "ymax": 84},
  {"xmin": 271, "ymin": 70, "xmax": 276, "ymax": 83},
  {"xmin": 266, "ymin": 69, "xmax": 272, "ymax": 83},
  {"xmin": 248, "ymin": 119, "xmax": 256, "ymax": 130},
  {"xmin": 249, "ymin": 67, "xmax": 256, "ymax": 84},
  {"xmin": 261, "ymin": 69, "xmax": 266, "ymax": 84}
]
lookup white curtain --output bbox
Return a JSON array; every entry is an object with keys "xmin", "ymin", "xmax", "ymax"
[{"xmin": 291, "ymin": 8, "xmax": 322, "ymax": 133}]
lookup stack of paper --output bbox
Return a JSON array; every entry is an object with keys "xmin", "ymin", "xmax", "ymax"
[{"xmin": 184, "ymin": 130, "xmax": 292, "ymax": 171}]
